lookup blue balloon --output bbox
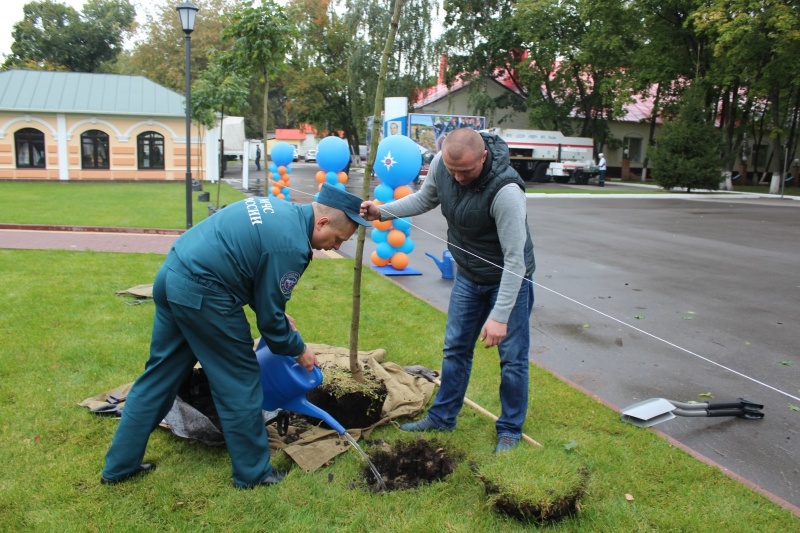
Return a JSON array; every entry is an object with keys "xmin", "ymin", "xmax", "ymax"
[
  {"xmin": 325, "ymin": 171, "xmax": 339, "ymax": 184},
  {"xmin": 281, "ymin": 187, "xmax": 290, "ymax": 195},
  {"xmin": 334, "ymin": 182, "xmax": 346, "ymax": 190},
  {"xmin": 374, "ymin": 183, "xmax": 395, "ymax": 203},
  {"xmin": 373, "ymin": 135, "xmax": 422, "ymax": 188},
  {"xmin": 271, "ymin": 142, "xmax": 294, "ymax": 167},
  {"xmin": 397, "ymin": 236, "xmax": 415, "ymax": 254},
  {"xmin": 316, "ymin": 136, "xmax": 350, "ymax": 172},
  {"xmin": 371, "ymin": 229, "xmax": 388, "ymax": 243},
  {"xmin": 393, "ymin": 217, "xmax": 411, "ymax": 233},
  {"xmin": 268, "ymin": 163, "xmax": 278, "ymax": 173},
  {"xmin": 376, "ymin": 242, "xmax": 394, "ymax": 260}
]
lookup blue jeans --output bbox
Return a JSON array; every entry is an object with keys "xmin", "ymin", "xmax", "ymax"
[{"xmin": 425, "ymin": 273, "xmax": 534, "ymax": 438}]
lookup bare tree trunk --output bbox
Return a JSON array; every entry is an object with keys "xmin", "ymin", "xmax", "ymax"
[
  {"xmin": 348, "ymin": 0, "xmax": 405, "ymax": 382},
  {"xmin": 261, "ymin": 76, "xmax": 270, "ymax": 195}
]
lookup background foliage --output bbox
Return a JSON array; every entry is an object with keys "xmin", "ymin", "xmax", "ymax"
[{"xmin": 4, "ymin": 0, "xmax": 800, "ymax": 180}]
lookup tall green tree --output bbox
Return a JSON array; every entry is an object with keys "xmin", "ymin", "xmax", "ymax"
[
  {"xmin": 222, "ymin": 0, "xmax": 296, "ymax": 185},
  {"xmin": 441, "ymin": 0, "xmax": 640, "ymax": 147},
  {"xmin": 3, "ymin": 0, "xmax": 136, "ymax": 72},
  {"xmin": 283, "ymin": 0, "xmax": 354, "ymax": 145},
  {"xmin": 650, "ymin": 85, "xmax": 724, "ymax": 192},
  {"xmin": 115, "ymin": 0, "xmax": 237, "ymax": 93},
  {"xmin": 192, "ymin": 51, "xmax": 251, "ymax": 206},
  {"xmin": 627, "ymin": 0, "xmax": 712, "ymax": 172},
  {"xmin": 283, "ymin": 0, "xmax": 440, "ymax": 154},
  {"xmin": 694, "ymin": 0, "xmax": 800, "ymax": 182}
]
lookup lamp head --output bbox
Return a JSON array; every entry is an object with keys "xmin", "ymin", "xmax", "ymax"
[{"xmin": 176, "ymin": 1, "xmax": 199, "ymax": 34}]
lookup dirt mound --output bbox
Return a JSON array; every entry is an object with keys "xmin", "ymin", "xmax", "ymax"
[{"xmin": 361, "ymin": 437, "xmax": 463, "ymax": 492}]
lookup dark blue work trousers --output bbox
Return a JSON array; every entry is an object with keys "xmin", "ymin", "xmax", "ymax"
[{"xmin": 102, "ymin": 263, "xmax": 272, "ymax": 487}]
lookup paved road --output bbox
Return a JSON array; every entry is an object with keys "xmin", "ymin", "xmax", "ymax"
[{"xmin": 2, "ymin": 163, "xmax": 799, "ymax": 513}]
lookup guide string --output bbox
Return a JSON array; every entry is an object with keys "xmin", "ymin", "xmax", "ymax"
[{"xmin": 274, "ymin": 183, "xmax": 800, "ymax": 403}]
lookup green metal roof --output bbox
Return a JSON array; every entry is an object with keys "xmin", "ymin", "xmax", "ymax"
[{"xmin": 0, "ymin": 69, "xmax": 185, "ymax": 117}]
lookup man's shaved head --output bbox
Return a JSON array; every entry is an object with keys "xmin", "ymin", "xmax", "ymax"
[{"xmin": 442, "ymin": 129, "xmax": 485, "ymax": 160}]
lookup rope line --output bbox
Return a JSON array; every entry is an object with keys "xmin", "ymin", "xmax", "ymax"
[{"xmin": 278, "ymin": 181, "xmax": 800, "ymax": 403}]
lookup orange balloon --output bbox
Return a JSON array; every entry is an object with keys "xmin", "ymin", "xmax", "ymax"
[
  {"xmin": 268, "ymin": 172, "xmax": 274, "ymax": 180},
  {"xmin": 316, "ymin": 171, "xmax": 326, "ymax": 183},
  {"xmin": 281, "ymin": 178, "xmax": 290, "ymax": 186},
  {"xmin": 391, "ymin": 252, "xmax": 409, "ymax": 270},
  {"xmin": 337, "ymin": 171, "xmax": 348, "ymax": 183},
  {"xmin": 278, "ymin": 165, "xmax": 287, "ymax": 175},
  {"xmin": 373, "ymin": 219, "xmax": 392, "ymax": 231},
  {"xmin": 277, "ymin": 193, "xmax": 285, "ymax": 200},
  {"xmin": 387, "ymin": 229, "xmax": 406, "ymax": 247},
  {"xmin": 394, "ymin": 185, "xmax": 413, "ymax": 199},
  {"xmin": 271, "ymin": 186, "xmax": 281, "ymax": 196},
  {"xmin": 371, "ymin": 251, "xmax": 390, "ymax": 267}
]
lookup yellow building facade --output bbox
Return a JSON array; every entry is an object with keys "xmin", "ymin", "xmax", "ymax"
[{"xmin": 0, "ymin": 70, "xmax": 202, "ymax": 182}]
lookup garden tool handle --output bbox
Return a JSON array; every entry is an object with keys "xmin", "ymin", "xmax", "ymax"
[{"xmin": 431, "ymin": 377, "xmax": 542, "ymax": 448}]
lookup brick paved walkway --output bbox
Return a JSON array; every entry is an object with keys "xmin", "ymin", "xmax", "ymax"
[
  {"xmin": 0, "ymin": 223, "xmax": 336, "ymax": 259},
  {"xmin": 0, "ymin": 225, "xmax": 181, "ymax": 254}
]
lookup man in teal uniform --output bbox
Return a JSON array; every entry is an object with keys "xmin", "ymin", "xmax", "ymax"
[{"xmin": 101, "ymin": 184, "xmax": 369, "ymax": 488}]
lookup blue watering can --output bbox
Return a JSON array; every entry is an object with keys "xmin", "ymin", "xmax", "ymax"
[
  {"xmin": 425, "ymin": 250, "xmax": 454, "ymax": 279},
  {"xmin": 255, "ymin": 338, "xmax": 346, "ymax": 434}
]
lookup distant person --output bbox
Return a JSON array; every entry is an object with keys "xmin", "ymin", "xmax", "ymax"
[
  {"xmin": 255, "ymin": 145, "xmax": 261, "ymax": 171},
  {"xmin": 389, "ymin": 122, "xmax": 400, "ymax": 135},
  {"xmin": 100, "ymin": 184, "xmax": 370, "ymax": 488},
  {"xmin": 597, "ymin": 153, "xmax": 606, "ymax": 187},
  {"xmin": 360, "ymin": 128, "xmax": 535, "ymax": 454},
  {"xmin": 443, "ymin": 116, "xmax": 459, "ymax": 135}
]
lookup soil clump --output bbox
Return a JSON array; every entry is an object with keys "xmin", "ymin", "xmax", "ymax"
[{"xmin": 360, "ymin": 437, "xmax": 463, "ymax": 492}]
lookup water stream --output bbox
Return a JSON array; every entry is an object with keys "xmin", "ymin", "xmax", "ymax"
[{"xmin": 343, "ymin": 431, "xmax": 387, "ymax": 491}]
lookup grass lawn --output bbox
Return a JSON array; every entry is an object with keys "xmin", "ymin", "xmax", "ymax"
[
  {"xmin": 0, "ymin": 182, "xmax": 797, "ymax": 530},
  {"xmin": 526, "ymin": 187, "xmax": 669, "ymax": 194},
  {"xmin": 0, "ymin": 181, "xmax": 246, "ymax": 228},
  {"xmin": 1, "ymin": 253, "xmax": 798, "ymax": 531},
  {"xmin": 528, "ymin": 182, "xmax": 800, "ymax": 196}
]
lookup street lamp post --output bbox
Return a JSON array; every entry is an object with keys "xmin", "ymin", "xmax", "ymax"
[{"xmin": 176, "ymin": 1, "xmax": 199, "ymax": 229}]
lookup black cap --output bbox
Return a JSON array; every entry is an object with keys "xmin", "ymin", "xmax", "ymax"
[{"xmin": 316, "ymin": 183, "xmax": 370, "ymax": 226}]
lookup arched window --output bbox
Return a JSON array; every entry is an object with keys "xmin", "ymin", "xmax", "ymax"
[
  {"xmin": 81, "ymin": 129, "xmax": 110, "ymax": 169},
  {"xmin": 137, "ymin": 131, "xmax": 165, "ymax": 170},
  {"xmin": 15, "ymin": 128, "xmax": 46, "ymax": 168}
]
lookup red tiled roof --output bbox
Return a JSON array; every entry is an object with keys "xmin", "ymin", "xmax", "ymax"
[
  {"xmin": 275, "ymin": 129, "xmax": 305, "ymax": 140},
  {"xmin": 413, "ymin": 58, "xmax": 660, "ymax": 125}
]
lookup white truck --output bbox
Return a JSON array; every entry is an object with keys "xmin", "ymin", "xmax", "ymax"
[{"xmin": 484, "ymin": 127, "xmax": 598, "ymax": 184}]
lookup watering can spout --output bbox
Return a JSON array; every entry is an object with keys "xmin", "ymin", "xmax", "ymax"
[
  {"xmin": 255, "ymin": 338, "xmax": 346, "ymax": 435},
  {"xmin": 424, "ymin": 250, "xmax": 454, "ymax": 279}
]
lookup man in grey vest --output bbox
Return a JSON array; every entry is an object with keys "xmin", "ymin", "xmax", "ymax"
[{"xmin": 360, "ymin": 129, "xmax": 535, "ymax": 454}]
